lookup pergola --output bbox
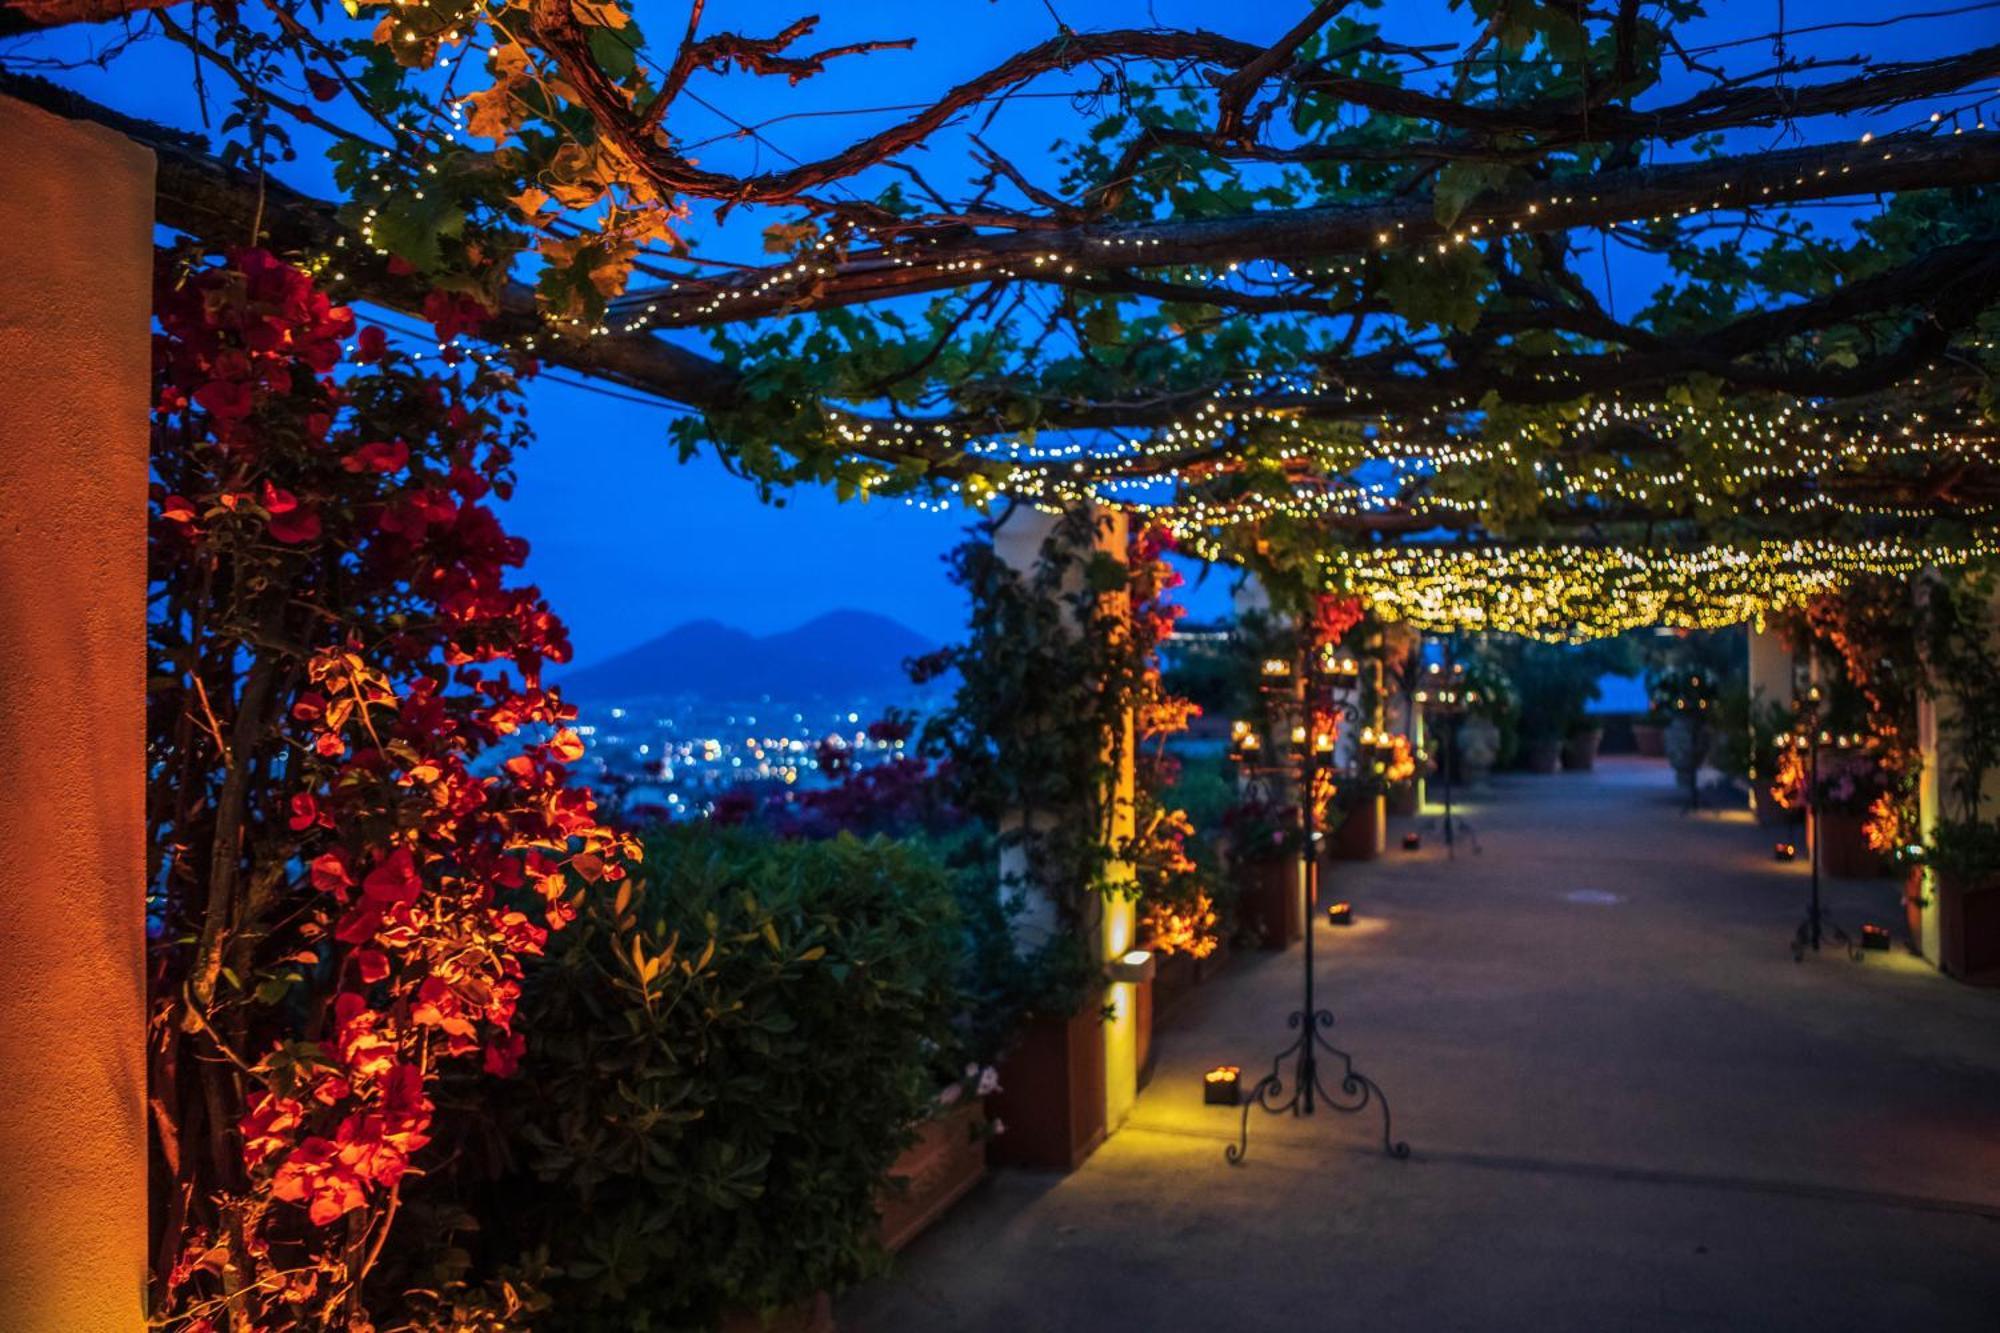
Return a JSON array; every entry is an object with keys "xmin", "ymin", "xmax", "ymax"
[{"xmin": 2, "ymin": 2, "xmax": 1998, "ymax": 1328}]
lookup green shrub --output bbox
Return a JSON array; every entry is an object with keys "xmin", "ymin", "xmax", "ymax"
[
  {"xmin": 485, "ymin": 828, "xmax": 965, "ymax": 1329},
  {"xmin": 1928, "ymin": 819, "xmax": 2000, "ymax": 882}
]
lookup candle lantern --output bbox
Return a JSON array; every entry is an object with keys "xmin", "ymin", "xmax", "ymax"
[
  {"xmin": 1204, "ymin": 1065, "xmax": 1242, "ymax": 1106},
  {"xmin": 1327, "ymin": 902, "xmax": 1354, "ymax": 926},
  {"xmin": 1774, "ymin": 842, "xmax": 1798, "ymax": 862}
]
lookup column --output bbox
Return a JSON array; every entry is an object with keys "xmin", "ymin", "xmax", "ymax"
[
  {"xmin": 1747, "ymin": 622, "xmax": 1795, "ymax": 817},
  {"xmin": 1914, "ymin": 573, "xmax": 2000, "ymax": 973},
  {"xmin": 0, "ymin": 96, "xmax": 153, "ymax": 1331},
  {"xmin": 993, "ymin": 504, "xmax": 1139, "ymax": 1135}
]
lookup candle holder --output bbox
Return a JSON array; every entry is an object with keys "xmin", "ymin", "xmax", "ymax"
[
  {"xmin": 1417, "ymin": 650, "xmax": 1480, "ymax": 858},
  {"xmin": 1224, "ymin": 637, "xmax": 1406, "ymax": 1167},
  {"xmin": 1787, "ymin": 687, "xmax": 1861, "ymax": 963}
]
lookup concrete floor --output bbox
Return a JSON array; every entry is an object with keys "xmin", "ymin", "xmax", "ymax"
[{"xmin": 840, "ymin": 759, "xmax": 2000, "ymax": 1332}]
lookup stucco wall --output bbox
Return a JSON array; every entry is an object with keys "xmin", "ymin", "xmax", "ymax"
[{"xmin": 0, "ymin": 95, "xmax": 153, "ymax": 1331}]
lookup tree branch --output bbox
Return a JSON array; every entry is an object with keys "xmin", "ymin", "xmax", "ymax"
[{"xmin": 620, "ymin": 132, "xmax": 2000, "ymax": 326}]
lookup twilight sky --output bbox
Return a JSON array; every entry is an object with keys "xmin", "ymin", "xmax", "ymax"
[{"xmin": 19, "ymin": 0, "xmax": 1995, "ymax": 664}]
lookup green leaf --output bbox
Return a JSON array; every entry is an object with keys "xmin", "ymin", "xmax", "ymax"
[{"xmin": 1432, "ymin": 160, "xmax": 1514, "ymax": 228}]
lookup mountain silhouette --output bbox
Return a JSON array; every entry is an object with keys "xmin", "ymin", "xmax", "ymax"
[{"xmin": 559, "ymin": 610, "xmax": 938, "ymax": 703}]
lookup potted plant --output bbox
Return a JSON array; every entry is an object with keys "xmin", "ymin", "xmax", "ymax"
[
  {"xmin": 1329, "ymin": 783, "xmax": 1385, "ymax": 861},
  {"xmin": 1651, "ymin": 665, "xmax": 1718, "ymax": 798},
  {"xmin": 1771, "ymin": 744, "xmax": 1890, "ymax": 879},
  {"xmin": 1562, "ymin": 716, "xmax": 1604, "ymax": 771},
  {"xmin": 1919, "ymin": 573, "xmax": 2000, "ymax": 980},
  {"xmin": 1451, "ymin": 655, "xmax": 1516, "ymax": 784},
  {"xmin": 1929, "ymin": 823, "xmax": 2000, "ymax": 980},
  {"xmin": 1330, "ymin": 738, "xmax": 1399, "ymax": 861},
  {"xmin": 986, "ymin": 945, "xmax": 1110, "ymax": 1172},
  {"xmin": 1514, "ymin": 641, "xmax": 1613, "ymax": 775},
  {"xmin": 1224, "ymin": 795, "xmax": 1302, "ymax": 949},
  {"xmin": 877, "ymin": 1064, "xmax": 1001, "ymax": 1252}
]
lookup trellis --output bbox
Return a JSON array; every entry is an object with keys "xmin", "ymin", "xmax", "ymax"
[{"xmin": 10, "ymin": 0, "xmax": 2000, "ymax": 634}]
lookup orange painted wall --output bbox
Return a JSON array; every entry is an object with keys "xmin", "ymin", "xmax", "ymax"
[{"xmin": 0, "ymin": 96, "xmax": 153, "ymax": 1330}]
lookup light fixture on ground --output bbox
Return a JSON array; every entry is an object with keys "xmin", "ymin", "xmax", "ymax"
[{"xmin": 1222, "ymin": 639, "xmax": 1407, "ymax": 1167}]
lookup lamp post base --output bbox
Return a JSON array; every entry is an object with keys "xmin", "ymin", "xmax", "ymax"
[{"xmin": 1225, "ymin": 1007, "xmax": 1409, "ymax": 1166}]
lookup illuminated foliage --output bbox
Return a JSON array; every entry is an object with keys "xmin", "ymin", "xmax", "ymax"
[{"xmin": 148, "ymin": 249, "xmax": 629, "ymax": 1329}]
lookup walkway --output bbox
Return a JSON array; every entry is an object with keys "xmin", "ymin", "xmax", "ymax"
[{"xmin": 841, "ymin": 759, "xmax": 2000, "ymax": 1332}]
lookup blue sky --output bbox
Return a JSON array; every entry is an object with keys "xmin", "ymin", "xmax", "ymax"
[{"xmin": 17, "ymin": 0, "xmax": 1997, "ymax": 663}]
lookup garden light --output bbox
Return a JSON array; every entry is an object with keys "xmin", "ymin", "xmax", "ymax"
[{"xmin": 1204, "ymin": 1066, "xmax": 1242, "ymax": 1106}]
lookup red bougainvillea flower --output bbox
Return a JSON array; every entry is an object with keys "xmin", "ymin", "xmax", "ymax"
[
  {"xmin": 342, "ymin": 439, "xmax": 409, "ymax": 473},
  {"xmin": 267, "ymin": 507, "xmax": 322, "ymax": 544},
  {"xmin": 361, "ymin": 848, "xmax": 423, "ymax": 904},
  {"xmin": 151, "ymin": 247, "xmax": 627, "ymax": 1325},
  {"xmin": 309, "ymin": 849, "xmax": 354, "ymax": 894},
  {"xmin": 287, "ymin": 793, "xmax": 321, "ymax": 831}
]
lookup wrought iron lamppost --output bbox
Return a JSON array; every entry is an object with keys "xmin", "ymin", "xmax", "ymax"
[
  {"xmin": 1413, "ymin": 653, "xmax": 1479, "ymax": 858},
  {"xmin": 1787, "ymin": 684, "xmax": 1862, "ymax": 962},
  {"xmin": 1223, "ymin": 644, "xmax": 1408, "ymax": 1166}
]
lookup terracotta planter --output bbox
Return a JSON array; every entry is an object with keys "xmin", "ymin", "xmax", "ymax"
[
  {"xmin": 1331, "ymin": 797, "xmax": 1383, "ymax": 861},
  {"xmin": 720, "ymin": 1293, "xmax": 834, "ymax": 1333},
  {"xmin": 1633, "ymin": 723, "xmax": 1666, "ymax": 758},
  {"xmin": 1936, "ymin": 869, "xmax": 2000, "ymax": 983},
  {"xmin": 1812, "ymin": 808, "xmax": 1885, "ymax": 880},
  {"xmin": 1385, "ymin": 781, "xmax": 1418, "ymax": 817},
  {"xmin": 988, "ymin": 1001, "xmax": 1106, "ymax": 1172},
  {"xmin": 1561, "ymin": 727, "xmax": 1603, "ymax": 772},
  {"xmin": 1522, "ymin": 737, "xmax": 1563, "ymax": 774},
  {"xmin": 877, "ymin": 1098, "xmax": 989, "ymax": 1253},
  {"xmin": 1237, "ymin": 857, "xmax": 1301, "ymax": 950}
]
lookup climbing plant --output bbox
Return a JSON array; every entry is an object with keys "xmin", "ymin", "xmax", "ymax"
[
  {"xmin": 147, "ymin": 247, "xmax": 630, "ymax": 1329},
  {"xmin": 911, "ymin": 508, "xmax": 1156, "ymax": 1008},
  {"xmin": 1124, "ymin": 523, "xmax": 1215, "ymax": 958}
]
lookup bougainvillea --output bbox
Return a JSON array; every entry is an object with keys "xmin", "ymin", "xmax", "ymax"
[
  {"xmin": 1772, "ymin": 582, "xmax": 1923, "ymax": 855},
  {"xmin": 148, "ymin": 248, "xmax": 630, "ymax": 1329},
  {"xmin": 1124, "ymin": 525, "xmax": 1217, "ymax": 959}
]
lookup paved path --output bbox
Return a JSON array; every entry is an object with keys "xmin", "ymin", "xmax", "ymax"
[{"xmin": 841, "ymin": 759, "xmax": 2000, "ymax": 1332}]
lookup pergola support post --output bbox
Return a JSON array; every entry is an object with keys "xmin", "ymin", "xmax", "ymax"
[
  {"xmin": 0, "ymin": 95, "xmax": 153, "ymax": 1331},
  {"xmin": 990, "ymin": 504, "xmax": 1139, "ymax": 1160},
  {"xmin": 1747, "ymin": 621, "xmax": 1796, "ymax": 821},
  {"xmin": 1915, "ymin": 573, "xmax": 2000, "ymax": 977}
]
